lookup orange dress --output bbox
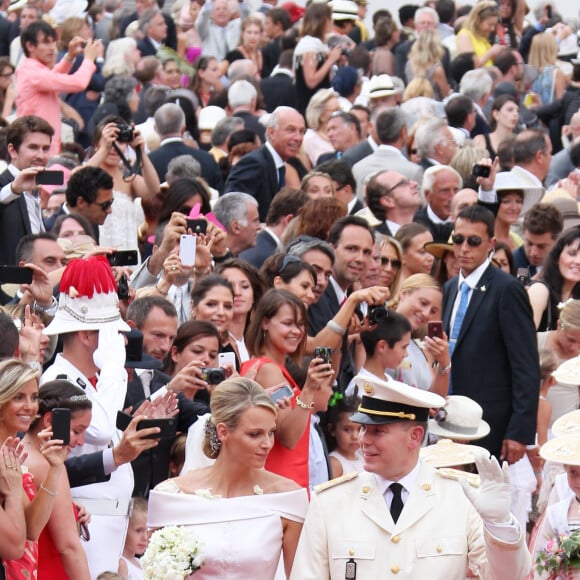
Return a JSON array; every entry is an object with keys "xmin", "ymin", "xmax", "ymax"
[{"xmin": 240, "ymin": 357, "xmax": 309, "ymax": 489}]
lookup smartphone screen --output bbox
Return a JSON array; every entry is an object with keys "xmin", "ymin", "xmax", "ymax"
[
  {"xmin": 35, "ymin": 170, "xmax": 64, "ymax": 186},
  {"xmin": 427, "ymin": 321, "xmax": 444, "ymax": 340},
  {"xmin": 179, "ymin": 234, "xmax": 196, "ymax": 267},
  {"xmin": 271, "ymin": 385, "xmax": 294, "ymax": 402},
  {"xmin": 107, "ymin": 250, "xmax": 139, "ymax": 267},
  {"xmin": 0, "ymin": 266, "xmax": 33, "ymax": 284}
]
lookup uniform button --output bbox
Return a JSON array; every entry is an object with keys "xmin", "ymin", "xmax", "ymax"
[
  {"xmin": 349, "ymin": 548, "xmax": 355, "ymax": 556},
  {"xmin": 362, "ymin": 486, "xmax": 370, "ymax": 494},
  {"xmin": 422, "ymin": 483, "xmax": 431, "ymax": 491},
  {"xmin": 436, "ymin": 545, "xmax": 443, "ymax": 553},
  {"xmin": 391, "ymin": 535, "xmax": 400, "ymax": 544},
  {"xmin": 391, "ymin": 565, "xmax": 400, "ymax": 574}
]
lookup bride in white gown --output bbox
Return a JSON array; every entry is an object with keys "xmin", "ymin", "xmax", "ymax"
[{"xmin": 147, "ymin": 378, "xmax": 308, "ymax": 579}]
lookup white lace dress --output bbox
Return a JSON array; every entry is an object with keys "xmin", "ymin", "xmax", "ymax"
[
  {"xmin": 99, "ymin": 190, "xmax": 144, "ymax": 253},
  {"xmin": 148, "ymin": 481, "xmax": 309, "ymax": 579}
]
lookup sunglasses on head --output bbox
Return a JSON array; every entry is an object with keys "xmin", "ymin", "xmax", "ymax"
[
  {"xmin": 380, "ymin": 257, "xmax": 401, "ymax": 268},
  {"xmin": 95, "ymin": 199, "xmax": 114, "ymax": 211},
  {"xmin": 279, "ymin": 254, "xmax": 301, "ymax": 274},
  {"xmin": 452, "ymin": 234, "xmax": 484, "ymax": 247}
]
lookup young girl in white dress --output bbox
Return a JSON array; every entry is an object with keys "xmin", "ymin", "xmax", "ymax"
[
  {"xmin": 118, "ymin": 498, "xmax": 147, "ymax": 580},
  {"xmin": 148, "ymin": 378, "xmax": 308, "ymax": 579},
  {"xmin": 327, "ymin": 398, "xmax": 363, "ymax": 478}
]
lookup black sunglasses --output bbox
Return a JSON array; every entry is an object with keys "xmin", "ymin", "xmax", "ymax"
[
  {"xmin": 381, "ymin": 257, "xmax": 401, "ymax": 268},
  {"xmin": 452, "ymin": 234, "xmax": 484, "ymax": 247},
  {"xmin": 95, "ymin": 199, "xmax": 114, "ymax": 211}
]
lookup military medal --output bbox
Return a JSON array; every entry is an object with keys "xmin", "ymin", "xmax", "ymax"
[{"xmin": 345, "ymin": 558, "xmax": 357, "ymax": 579}]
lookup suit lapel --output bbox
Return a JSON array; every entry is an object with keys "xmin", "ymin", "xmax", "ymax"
[
  {"xmin": 394, "ymin": 465, "xmax": 436, "ymax": 533},
  {"xmin": 18, "ymin": 195, "xmax": 33, "ymax": 234},
  {"xmin": 443, "ymin": 279, "xmax": 458, "ymax": 335},
  {"xmin": 263, "ymin": 146, "xmax": 278, "ymax": 194},
  {"xmin": 359, "ymin": 480, "xmax": 394, "ymax": 534}
]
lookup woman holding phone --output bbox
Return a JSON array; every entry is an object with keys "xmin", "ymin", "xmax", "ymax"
[{"xmin": 241, "ymin": 290, "xmax": 334, "ymax": 489}]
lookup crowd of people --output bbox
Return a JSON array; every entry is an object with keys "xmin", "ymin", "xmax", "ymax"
[{"xmin": 1, "ymin": 0, "xmax": 580, "ymax": 577}]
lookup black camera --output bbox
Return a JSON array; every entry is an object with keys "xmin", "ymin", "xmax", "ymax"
[
  {"xmin": 117, "ymin": 274, "xmax": 130, "ymax": 300},
  {"xmin": 116, "ymin": 123, "xmax": 134, "ymax": 143},
  {"xmin": 368, "ymin": 305, "xmax": 389, "ymax": 325},
  {"xmin": 517, "ymin": 267, "xmax": 530, "ymax": 287},
  {"xmin": 200, "ymin": 368, "xmax": 226, "ymax": 385}
]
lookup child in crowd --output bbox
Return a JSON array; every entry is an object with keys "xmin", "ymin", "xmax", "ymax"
[
  {"xmin": 345, "ymin": 310, "xmax": 412, "ymax": 397},
  {"xmin": 537, "ymin": 349, "xmax": 558, "ymax": 449},
  {"xmin": 327, "ymin": 397, "xmax": 363, "ymax": 478},
  {"xmin": 118, "ymin": 498, "xmax": 148, "ymax": 580},
  {"xmin": 169, "ymin": 433, "xmax": 187, "ymax": 477}
]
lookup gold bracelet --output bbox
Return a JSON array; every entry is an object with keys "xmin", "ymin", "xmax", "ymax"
[
  {"xmin": 40, "ymin": 484, "xmax": 57, "ymax": 496},
  {"xmin": 295, "ymin": 396, "xmax": 314, "ymax": 410},
  {"xmin": 155, "ymin": 284, "xmax": 168, "ymax": 296}
]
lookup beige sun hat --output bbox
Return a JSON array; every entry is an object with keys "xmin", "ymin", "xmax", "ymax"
[
  {"xmin": 552, "ymin": 410, "xmax": 580, "ymax": 438},
  {"xmin": 552, "ymin": 356, "xmax": 580, "ymax": 387},
  {"xmin": 540, "ymin": 434, "xmax": 580, "ymax": 466},
  {"xmin": 428, "ymin": 395, "xmax": 490, "ymax": 442},
  {"xmin": 420, "ymin": 439, "xmax": 488, "ymax": 468}
]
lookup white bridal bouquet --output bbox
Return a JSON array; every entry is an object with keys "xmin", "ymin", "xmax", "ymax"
[{"xmin": 142, "ymin": 526, "xmax": 204, "ymax": 580}]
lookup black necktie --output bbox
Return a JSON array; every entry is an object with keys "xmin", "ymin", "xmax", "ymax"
[
  {"xmin": 390, "ymin": 482, "xmax": 404, "ymax": 523},
  {"xmin": 277, "ymin": 165, "xmax": 286, "ymax": 189}
]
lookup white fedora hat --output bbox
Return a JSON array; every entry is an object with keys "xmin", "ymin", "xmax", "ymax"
[{"xmin": 428, "ymin": 395, "xmax": 490, "ymax": 442}]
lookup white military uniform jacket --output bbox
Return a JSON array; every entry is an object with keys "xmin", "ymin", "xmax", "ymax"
[{"xmin": 290, "ymin": 464, "xmax": 531, "ymax": 580}]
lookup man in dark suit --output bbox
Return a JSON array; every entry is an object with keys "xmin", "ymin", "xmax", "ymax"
[
  {"xmin": 414, "ymin": 165, "xmax": 461, "ymax": 243},
  {"xmin": 260, "ymin": 49, "xmax": 296, "ymax": 112},
  {"xmin": 308, "ymin": 216, "xmax": 387, "ymax": 387},
  {"xmin": 316, "ymin": 159, "xmax": 363, "ymax": 215},
  {"xmin": 149, "ymin": 102, "xmax": 223, "ymax": 192},
  {"xmin": 261, "ymin": 8, "xmax": 291, "ymax": 78},
  {"xmin": 229, "ymin": 80, "xmax": 266, "ymax": 143},
  {"xmin": 316, "ymin": 111, "xmax": 361, "ymax": 166},
  {"xmin": 239, "ymin": 187, "xmax": 308, "ymax": 267},
  {"xmin": 120, "ymin": 0, "xmax": 177, "ymax": 50},
  {"xmin": 414, "ymin": 117, "xmax": 458, "ymax": 171},
  {"xmin": 442, "ymin": 204, "xmax": 540, "ymax": 461},
  {"xmin": 0, "ymin": 116, "xmax": 54, "ymax": 265},
  {"xmin": 225, "ymin": 106, "xmax": 306, "ymax": 221},
  {"xmin": 459, "ymin": 69, "xmax": 493, "ymax": 139},
  {"xmin": 136, "ymin": 8, "xmax": 168, "ymax": 57}
]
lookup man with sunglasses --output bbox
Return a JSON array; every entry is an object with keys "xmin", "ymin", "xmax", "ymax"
[
  {"xmin": 442, "ymin": 204, "xmax": 540, "ymax": 463},
  {"xmin": 56, "ymin": 166, "xmax": 114, "ymax": 243}
]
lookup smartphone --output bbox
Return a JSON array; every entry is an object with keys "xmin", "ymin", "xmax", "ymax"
[
  {"xmin": 107, "ymin": 250, "xmax": 139, "ymax": 267},
  {"xmin": 51, "ymin": 408, "xmax": 71, "ymax": 445},
  {"xmin": 271, "ymin": 384, "xmax": 295, "ymax": 402},
  {"xmin": 187, "ymin": 219, "xmax": 207, "ymax": 235},
  {"xmin": 0, "ymin": 266, "xmax": 33, "ymax": 284},
  {"xmin": 427, "ymin": 321, "xmax": 444, "ymax": 340},
  {"xmin": 137, "ymin": 417, "xmax": 177, "ymax": 440},
  {"xmin": 471, "ymin": 164, "xmax": 490, "ymax": 178},
  {"xmin": 314, "ymin": 346, "xmax": 333, "ymax": 365},
  {"xmin": 35, "ymin": 170, "xmax": 64, "ymax": 186},
  {"xmin": 179, "ymin": 234, "xmax": 196, "ymax": 267},
  {"xmin": 218, "ymin": 352, "xmax": 236, "ymax": 369},
  {"xmin": 116, "ymin": 410, "xmax": 132, "ymax": 431}
]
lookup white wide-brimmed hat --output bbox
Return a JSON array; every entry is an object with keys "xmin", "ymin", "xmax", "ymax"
[
  {"xmin": 428, "ymin": 395, "xmax": 490, "ymax": 442},
  {"xmin": 420, "ymin": 439, "xmax": 488, "ymax": 468},
  {"xmin": 552, "ymin": 356, "xmax": 580, "ymax": 388},
  {"xmin": 367, "ymin": 74, "xmax": 400, "ymax": 99},
  {"xmin": 540, "ymin": 434, "xmax": 580, "ymax": 466},
  {"xmin": 552, "ymin": 410, "xmax": 580, "ymax": 438},
  {"xmin": 350, "ymin": 375, "xmax": 444, "ymax": 425},
  {"xmin": 43, "ymin": 256, "xmax": 131, "ymax": 336},
  {"xmin": 494, "ymin": 171, "xmax": 544, "ymax": 217}
]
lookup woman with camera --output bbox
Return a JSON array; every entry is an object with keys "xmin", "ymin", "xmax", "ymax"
[
  {"xmin": 85, "ymin": 114, "xmax": 160, "ymax": 254},
  {"xmin": 389, "ymin": 274, "xmax": 450, "ymax": 396},
  {"xmin": 241, "ymin": 290, "xmax": 334, "ymax": 489}
]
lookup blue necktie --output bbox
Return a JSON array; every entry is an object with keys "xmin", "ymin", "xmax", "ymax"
[
  {"xmin": 448, "ymin": 282, "xmax": 470, "ymax": 393},
  {"xmin": 277, "ymin": 165, "xmax": 286, "ymax": 189}
]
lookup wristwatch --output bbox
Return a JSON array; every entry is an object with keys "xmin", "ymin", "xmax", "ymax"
[{"xmin": 33, "ymin": 296, "xmax": 58, "ymax": 317}]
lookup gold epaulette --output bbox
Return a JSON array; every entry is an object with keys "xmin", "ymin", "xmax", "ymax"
[{"xmin": 314, "ymin": 472, "xmax": 359, "ymax": 494}]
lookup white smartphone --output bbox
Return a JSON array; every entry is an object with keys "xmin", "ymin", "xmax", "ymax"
[
  {"xmin": 179, "ymin": 234, "xmax": 196, "ymax": 266},
  {"xmin": 218, "ymin": 352, "xmax": 236, "ymax": 369}
]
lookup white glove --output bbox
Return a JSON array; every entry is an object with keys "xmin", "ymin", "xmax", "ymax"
[
  {"xmin": 93, "ymin": 326, "xmax": 126, "ymax": 371},
  {"xmin": 460, "ymin": 453, "xmax": 512, "ymax": 525}
]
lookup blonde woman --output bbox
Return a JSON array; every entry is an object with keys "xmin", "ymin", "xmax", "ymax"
[
  {"xmin": 405, "ymin": 30, "xmax": 451, "ymax": 101},
  {"xmin": 148, "ymin": 377, "xmax": 309, "ymax": 579},
  {"xmin": 302, "ymin": 88, "xmax": 340, "ymax": 167},
  {"xmin": 377, "ymin": 235, "xmax": 403, "ymax": 296},
  {"xmin": 402, "ymin": 78, "xmax": 435, "ymax": 102},
  {"xmin": 529, "ymin": 31, "xmax": 567, "ymax": 106},
  {"xmin": 223, "ymin": 15, "xmax": 264, "ymax": 77},
  {"xmin": 456, "ymin": 1, "xmax": 504, "ymax": 67}
]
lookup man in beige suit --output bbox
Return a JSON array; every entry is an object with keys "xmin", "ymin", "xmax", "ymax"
[
  {"xmin": 352, "ymin": 107, "xmax": 424, "ymax": 200},
  {"xmin": 290, "ymin": 376, "xmax": 531, "ymax": 579}
]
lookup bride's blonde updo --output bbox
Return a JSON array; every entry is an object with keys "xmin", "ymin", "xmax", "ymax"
[
  {"xmin": 203, "ymin": 377, "xmax": 277, "ymax": 458},
  {"xmin": 559, "ymin": 299, "xmax": 580, "ymax": 332}
]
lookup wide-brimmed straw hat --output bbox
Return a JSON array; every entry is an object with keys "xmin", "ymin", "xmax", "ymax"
[
  {"xmin": 540, "ymin": 434, "xmax": 580, "ymax": 466},
  {"xmin": 552, "ymin": 355, "xmax": 580, "ymax": 388},
  {"xmin": 552, "ymin": 410, "xmax": 580, "ymax": 438},
  {"xmin": 420, "ymin": 439, "xmax": 488, "ymax": 468},
  {"xmin": 428, "ymin": 395, "xmax": 490, "ymax": 442}
]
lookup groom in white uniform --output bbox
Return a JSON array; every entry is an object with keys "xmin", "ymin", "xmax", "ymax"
[{"xmin": 290, "ymin": 375, "xmax": 531, "ymax": 579}]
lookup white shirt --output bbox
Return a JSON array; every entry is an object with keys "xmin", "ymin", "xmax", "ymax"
[
  {"xmin": 309, "ymin": 415, "xmax": 329, "ymax": 491},
  {"xmin": 427, "ymin": 203, "xmax": 451, "ymax": 225},
  {"xmin": 265, "ymin": 141, "xmax": 285, "ymax": 173},
  {"xmin": 376, "ymin": 460, "xmax": 422, "ymax": 511},
  {"xmin": 450, "ymin": 257, "xmax": 491, "ymax": 331},
  {"xmin": 386, "ymin": 219, "xmax": 402, "ymax": 235},
  {"xmin": 329, "ymin": 275, "xmax": 347, "ymax": 307}
]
